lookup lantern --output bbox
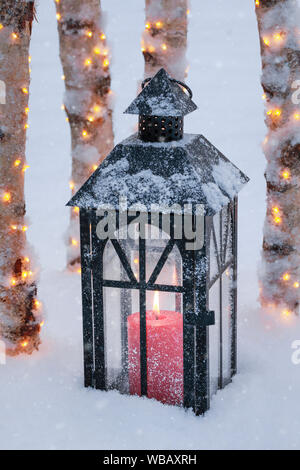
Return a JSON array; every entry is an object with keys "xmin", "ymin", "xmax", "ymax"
[{"xmin": 67, "ymin": 69, "xmax": 249, "ymax": 415}]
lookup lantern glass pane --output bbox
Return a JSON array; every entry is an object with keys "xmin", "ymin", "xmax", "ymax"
[
  {"xmin": 103, "ymin": 236, "xmax": 139, "ymax": 282},
  {"xmin": 145, "ymin": 225, "xmax": 182, "ymax": 287},
  {"xmin": 104, "ymin": 287, "xmax": 139, "ymax": 393},
  {"xmin": 209, "ymin": 279, "xmax": 220, "ymax": 396},
  {"xmin": 222, "ymin": 267, "xmax": 233, "ymax": 384}
]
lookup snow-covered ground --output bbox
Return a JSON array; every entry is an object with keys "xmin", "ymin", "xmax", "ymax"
[{"xmin": 0, "ymin": 0, "xmax": 300, "ymax": 450}]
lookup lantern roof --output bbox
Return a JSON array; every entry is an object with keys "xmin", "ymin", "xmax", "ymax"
[
  {"xmin": 67, "ymin": 133, "xmax": 249, "ymax": 215},
  {"xmin": 124, "ymin": 68, "xmax": 197, "ymax": 117}
]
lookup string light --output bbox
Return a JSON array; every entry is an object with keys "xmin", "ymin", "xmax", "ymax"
[
  {"xmin": 293, "ymin": 281, "xmax": 299, "ymax": 289},
  {"xmin": 155, "ymin": 21, "xmax": 163, "ymax": 29},
  {"xmin": 100, "ymin": 33, "xmax": 106, "ymax": 40},
  {"xmin": 293, "ymin": 112, "xmax": 300, "ymax": 120},
  {"xmin": 21, "ymin": 340, "xmax": 28, "ymax": 348},
  {"xmin": 73, "ymin": 207, "xmax": 79, "ymax": 214},
  {"xmin": 25, "ymin": 107, "xmax": 29, "ymax": 115},
  {"xmin": 22, "ymin": 87, "xmax": 28, "ymax": 95},
  {"xmin": 255, "ymin": 0, "xmax": 260, "ymax": 6},
  {"xmin": 77, "ymin": 268, "xmax": 82, "ymax": 274},
  {"xmin": 103, "ymin": 58, "xmax": 109, "ymax": 68},
  {"xmin": 14, "ymin": 159, "xmax": 21, "ymax": 167},
  {"xmin": 86, "ymin": 31, "xmax": 93, "ymax": 38},
  {"xmin": 272, "ymin": 205, "xmax": 282, "ymax": 225},
  {"xmin": 82, "ymin": 130, "xmax": 89, "ymax": 139},
  {"xmin": 71, "ymin": 238, "xmax": 78, "ymax": 246},
  {"xmin": 56, "ymin": 13, "xmax": 61, "ymax": 21},
  {"xmin": 61, "ymin": 75, "xmax": 65, "ymax": 81},
  {"xmin": 87, "ymin": 115, "xmax": 94, "ymax": 122},
  {"xmin": 161, "ymin": 43, "xmax": 167, "ymax": 51},
  {"xmin": 34, "ymin": 300, "xmax": 41, "ymax": 309},
  {"xmin": 93, "ymin": 47, "xmax": 101, "ymax": 55},
  {"xmin": 92, "ymin": 164, "xmax": 98, "ymax": 171},
  {"xmin": 11, "ymin": 277, "xmax": 16, "ymax": 286},
  {"xmin": 11, "ymin": 32, "xmax": 18, "ymax": 40},
  {"xmin": 22, "ymin": 225, "xmax": 28, "ymax": 232},
  {"xmin": 0, "ymin": 24, "xmax": 3, "ymax": 30},
  {"xmin": 263, "ymin": 37, "xmax": 270, "ymax": 46},
  {"xmin": 22, "ymin": 165, "xmax": 30, "ymax": 172},
  {"xmin": 145, "ymin": 22, "xmax": 151, "ymax": 30},
  {"xmin": 10, "ymin": 225, "xmax": 17, "ymax": 230},
  {"xmin": 69, "ymin": 181, "xmax": 75, "ymax": 190}
]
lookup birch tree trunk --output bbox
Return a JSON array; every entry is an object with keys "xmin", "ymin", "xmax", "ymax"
[
  {"xmin": 255, "ymin": 0, "xmax": 300, "ymax": 315},
  {"xmin": 0, "ymin": 1, "xmax": 42, "ymax": 355},
  {"xmin": 142, "ymin": 0, "xmax": 189, "ymax": 81},
  {"xmin": 55, "ymin": 0, "xmax": 114, "ymax": 271}
]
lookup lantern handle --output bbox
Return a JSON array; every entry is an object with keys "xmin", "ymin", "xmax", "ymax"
[{"xmin": 141, "ymin": 77, "xmax": 193, "ymax": 99}]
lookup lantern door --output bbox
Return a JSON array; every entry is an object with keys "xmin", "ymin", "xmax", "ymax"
[{"xmin": 207, "ymin": 199, "xmax": 237, "ymax": 396}]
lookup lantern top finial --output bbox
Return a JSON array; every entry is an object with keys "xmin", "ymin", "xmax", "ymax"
[{"xmin": 124, "ymin": 68, "xmax": 197, "ymax": 117}]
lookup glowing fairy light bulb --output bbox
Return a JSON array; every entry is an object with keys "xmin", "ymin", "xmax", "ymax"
[
  {"xmin": 100, "ymin": 33, "xmax": 106, "ymax": 40},
  {"xmin": 11, "ymin": 32, "xmax": 18, "ymax": 40},
  {"xmin": 22, "ymin": 87, "xmax": 28, "ymax": 95},
  {"xmin": 22, "ymin": 165, "xmax": 30, "ymax": 172},
  {"xmin": 84, "ymin": 58, "xmax": 92, "ymax": 67},
  {"xmin": 14, "ymin": 159, "xmax": 21, "ymax": 167},
  {"xmin": 11, "ymin": 277, "xmax": 16, "ymax": 286},
  {"xmin": 274, "ymin": 109, "xmax": 282, "ymax": 117},
  {"xmin": 22, "ymin": 226, "xmax": 28, "ymax": 232},
  {"xmin": 87, "ymin": 115, "xmax": 94, "ymax": 123},
  {"xmin": 86, "ymin": 31, "xmax": 93, "ymax": 38},
  {"xmin": 155, "ymin": 21, "xmax": 163, "ymax": 28},
  {"xmin": 0, "ymin": 24, "xmax": 3, "ymax": 30},
  {"xmin": 133, "ymin": 258, "xmax": 139, "ymax": 265},
  {"xmin": 21, "ymin": 340, "xmax": 28, "ymax": 348},
  {"xmin": 281, "ymin": 309, "xmax": 292, "ymax": 318},
  {"xmin": 10, "ymin": 224, "xmax": 17, "ymax": 230},
  {"xmin": 145, "ymin": 22, "xmax": 151, "ymax": 30},
  {"xmin": 34, "ymin": 299, "xmax": 41, "ymax": 309},
  {"xmin": 293, "ymin": 281, "xmax": 299, "ymax": 289},
  {"xmin": 273, "ymin": 32, "xmax": 285, "ymax": 44},
  {"xmin": 73, "ymin": 206, "xmax": 79, "ymax": 214},
  {"xmin": 61, "ymin": 75, "xmax": 65, "ymax": 81},
  {"xmin": 103, "ymin": 58, "xmax": 109, "ymax": 68},
  {"xmin": 92, "ymin": 164, "xmax": 98, "ymax": 171},
  {"xmin": 255, "ymin": 0, "xmax": 260, "ymax": 6},
  {"xmin": 93, "ymin": 47, "xmax": 101, "ymax": 55},
  {"xmin": 77, "ymin": 268, "xmax": 82, "ymax": 274},
  {"xmin": 69, "ymin": 181, "xmax": 75, "ymax": 190},
  {"xmin": 71, "ymin": 238, "xmax": 78, "ymax": 246},
  {"xmin": 282, "ymin": 272, "xmax": 290, "ymax": 282},
  {"xmin": 22, "ymin": 271, "xmax": 28, "ymax": 279},
  {"xmin": 40, "ymin": 320, "xmax": 45, "ymax": 328},
  {"xmin": 3, "ymin": 192, "xmax": 11, "ymax": 203},
  {"xmin": 161, "ymin": 43, "xmax": 167, "ymax": 51},
  {"xmin": 281, "ymin": 169, "xmax": 290, "ymax": 180},
  {"xmin": 293, "ymin": 112, "xmax": 300, "ymax": 120},
  {"xmin": 263, "ymin": 37, "xmax": 270, "ymax": 46},
  {"xmin": 82, "ymin": 129, "xmax": 89, "ymax": 139},
  {"xmin": 56, "ymin": 13, "xmax": 61, "ymax": 21},
  {"xmin": 25, "ymin": 107, "xmax": 29, "ymax": 115}
]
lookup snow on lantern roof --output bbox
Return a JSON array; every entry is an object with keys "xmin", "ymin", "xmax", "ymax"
[
  {"xmin": 124, "ymin": 68, "xmax": 198, "ymax": 117},
  {"xmin": 67, "ymin": 133, "xmax": 249, "ymax": 215}
]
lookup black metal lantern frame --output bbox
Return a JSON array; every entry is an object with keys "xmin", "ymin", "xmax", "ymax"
[
  {"xmin": 78, "ymin": 199, "xmax": 237, "ymax": 415},
  {"xmin": 69, "ymin": 68, "xmax": 248, "ymax": 416}
]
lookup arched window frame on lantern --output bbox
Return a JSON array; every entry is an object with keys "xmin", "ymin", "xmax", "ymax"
[{"xmin": 68, "ymin": 68, "xmax": 249, "ymax": 415}]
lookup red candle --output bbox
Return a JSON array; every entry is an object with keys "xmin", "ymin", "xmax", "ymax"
[{"xmin": 127, "ymin": 299, "xmax": 183, "ymax": 406}]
